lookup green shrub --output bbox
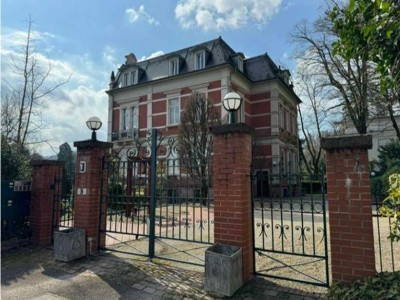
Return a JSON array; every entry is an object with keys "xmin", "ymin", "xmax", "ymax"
[
  {"xmin": 327, "ymin": 272, "xmax": 400, "ymax": 300},
  {"xmin": 379, "ymin": 173, "xmax": 400, "ymax": 242}
]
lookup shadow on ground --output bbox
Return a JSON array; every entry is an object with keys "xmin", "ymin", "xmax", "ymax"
[{"xmin": 1, "ymin": 245, "xmax": 326, "ymax": 299}]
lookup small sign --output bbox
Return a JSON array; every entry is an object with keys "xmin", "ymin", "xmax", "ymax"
[
  {"xmin": 13, "ymin": 181, "xmax": 31, "ymax": 192},
  {"xmin": 79, "ymin": 161, "xmax": 87, "ymax": 173}
]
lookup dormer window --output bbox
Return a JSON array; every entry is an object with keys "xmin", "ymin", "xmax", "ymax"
[
  {"xmin": 123, "ymin": 73, "xmax": 129, "ymax": 87},
  {"xmin": 130, "ymin": 71, "xmax": 136, "ymax": 85},
  {"xmin": 238, "ymin": 57, "xmax": 243, "ymax": 72},
  {"xmin": 120, "ymin": 69, "xmax": 139, "ymax": 87},
  {"xmin": 169, "ymin": 58, "xmax": 179, "ymax": 76},
  {"xmin": 195, "ymin": 51, "xmax": 205, "ymax": 70}
]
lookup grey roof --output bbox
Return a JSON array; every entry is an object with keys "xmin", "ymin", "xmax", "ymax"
[{"xmin": 110, "ymin": 36, "xmax": 290, "ymax": 89}]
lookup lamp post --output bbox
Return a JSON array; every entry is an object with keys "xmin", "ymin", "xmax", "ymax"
[
  {"xmin": 86, "ymin": 116, "xmax": 102, "ymax": 141},
  {"xmin": 222, "ymin": 92, "xmax": 242, "ymax": 124}
]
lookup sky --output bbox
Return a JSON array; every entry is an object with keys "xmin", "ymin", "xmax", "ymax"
[{"xmin": 2, "ymin": 0, "xmax": 323, "ymax": 157}]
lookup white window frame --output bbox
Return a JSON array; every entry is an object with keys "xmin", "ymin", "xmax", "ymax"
[
  {"xmin": 130, "ymin": 106, "xmax": 138, "ymax": 130},
  {"xmin": 195, "ymin": 51, "xmax": 205, "ymax": 70},
  {"xmin": 123, "ymin": 73, "xmax": 129, "ymax": 87},
  {"xmin": 279, "ymin": 104, "xmax": 284, "ymax": 129},
  {"xmin": 168, "ymin": 97, "xmax": 180, "ymax": 126},
  {"xmin": 121, "ymin": 107, "xmax": 129, "ymax": 130},
  {"xmin": 121, "ymin": 106, "xmax": 139, "ymax": 131},
  {"xmin": 285, "ymin": 109, "xmax": 290, "ymax": 131},
  {"xmin": 167, "ymin": 158, "xmax": 180, "ymax": 176},
  {"xmin": 238, "ymin": 57, "xmax": 243, "ymax": 72},
  {"xmin": 130, "ymin": 71, "xmax": 136, "ymax": 85},
  {"xmin": 169, "ymin": 58, "xmax": 179, "ymax": 75}
]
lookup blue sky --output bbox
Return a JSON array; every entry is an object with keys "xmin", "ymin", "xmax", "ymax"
[{"xmin": 2, "ymin": 0, "xmax": 323, "ymax": 156}]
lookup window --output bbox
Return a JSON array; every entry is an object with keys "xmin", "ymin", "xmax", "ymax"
[
  {"xmin": 167, "ymin": 159, "xmax": 179, "ymax": 176},
  {"xmin": 122, "ymin": 108, "xmax": 129, "ymax": 130},
  {"xmin": 195, "ymin": 51, "xmax": 205, "ymax": 70},
  {"xmin": 130, "ymin": 71, "xmax": 136, "ymax": 85},
  {"xmin": 292, "ymin": 113, "xmax": 297, "ymax": 134},
  {"xmin": 279, "ymin": 104, "xmax": 284, "ymax": 129},
  {"xmin": 121, "ymin": 106, "xmax": 138, "ymax": 130},
  {"xmin": 194, "ymin": 92, "xmax": 206, "ymax": 122},
  {"xmin": 238, "ymin": 57, "xmax": 243, "ymax": 72},
  {"xmin": 281, "ymin": 150, "xmax": 285, "ymax": 175},
  {"xmin": 130, "ymin": 107, "xmax": 138, "ymax": 130},
  {"xmin": 169, "ymin": 58, "xmax": 179, "ymax": 75},
  {"xmin": 123, "ymin": 73, "xmax": 129, "ymax": 87},
  {"xmin": 168, "ymin": 98, "xmax": 180, "ymax": 125}
]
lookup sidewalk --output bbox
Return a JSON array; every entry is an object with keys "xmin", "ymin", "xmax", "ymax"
[{"xmin": 1, "ymin": 245, "xmax": 326, "ymax": 300}]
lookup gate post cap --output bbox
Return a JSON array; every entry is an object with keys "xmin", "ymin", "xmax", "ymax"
[
  {"xmin": 31, "ymin": 160, "xmax": 65, "ymax": 167},
  {"xmin": 321, "ymin": 135, "xmax": 372, "ymax": 150},
  {"xmin": 210, "ymin": 123, "xmax": 255, "ymax": 136},
  {"xmin": 73, "ymin": 140, "xmax": 113, "ymax": 149}
]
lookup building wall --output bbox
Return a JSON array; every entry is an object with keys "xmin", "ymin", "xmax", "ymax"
[
  {"xmin": 343, "ymin": 115, "xmax": 400, "ymax": 162},
  {"xmin": 108, "ymin": 62, "xmax": 299, "ymax": 183}
]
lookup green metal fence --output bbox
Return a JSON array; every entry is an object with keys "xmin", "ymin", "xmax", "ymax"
[
  {"xmin": 100, "ymin": 129, "xmax": 214, "ymax": 265},
  {"xmin": 251, "ymin": 170, "xmax": 330, "ymax": 287}
]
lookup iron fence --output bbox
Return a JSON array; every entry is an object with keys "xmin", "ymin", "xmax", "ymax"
[
  {"xmin": 52, "ymin": 173, "xmax": 75, "ymax": 230},
  {"xmin": 371, "ymin": 196, "xmax": 400, "ymax": 273},
  {"xmin": 252, "ymin": 171, "xmax": 330, "ymax": 287},
  {"xmin": 100, "ymin": 129, "xmax": 214, "ymax": 265}
]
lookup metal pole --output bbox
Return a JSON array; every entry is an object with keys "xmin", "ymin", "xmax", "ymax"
[
  {"xmin": 148, "ymin": 129, "xmax": 157, "ymax": 259},
  {"xmin": 230, "ymin": 111, "xmax": 236, "ymax": 124}
]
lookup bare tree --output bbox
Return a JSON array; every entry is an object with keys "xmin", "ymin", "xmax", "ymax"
[
  {"xmin": 295, "ymin": 59, "xmax": 341, "ymax": 175},
  {"xmin": 1, "ymin": 17, "xmax": 69, "ymax": 149},
  {"xmin": 178, "ymin": 92, "xmax": 220, "ymax": 203},
  {"xmin": 291, "ymin": 8, "xmax": 379, "ymax": 134}
]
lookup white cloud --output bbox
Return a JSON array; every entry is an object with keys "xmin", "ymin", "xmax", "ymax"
[
  {"xmin": 1, "ymin": 28, "xmax": 109, "ymax": 157},
  {"xmin": 2, "ymin": 28, "xmax": 57, "ymax": 50},
  {"xmin": 42, "ymin": 86, "xmax": 108, "ymax": 154},
  {"xmin": 139, "ymin": 50, "xmax": 165, "ymax": 62},
  {"xmin": 126, "ymin": 5, "xmax": 160, "ymax": 26},
  {"xmin": 175, "ymin": 0, "xmax": 283, "ymax": 31},
  {"xmin": 102, "ymin": 45, "xmax": 118, "ymax": 68}
]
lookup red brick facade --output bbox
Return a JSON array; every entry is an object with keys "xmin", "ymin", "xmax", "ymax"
[
  {"xmin": 30, "ymin": 160, "xmax": 64, "ymax": 246},
  {"xmin": 73, "ymin": 140, "xmax": 112, "ymax": 254},
  {"xmin": 322, "ymin": 135, "xmax": 376, "ymax": 283},
  {"xmin": 212, "ymin": 124, "xmax": 255, "ymax": 283}
]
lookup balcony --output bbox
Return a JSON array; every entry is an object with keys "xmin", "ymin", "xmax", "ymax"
[{"xmin": 112, "ymin": 129, "xmax": 139, "ymax": 141}]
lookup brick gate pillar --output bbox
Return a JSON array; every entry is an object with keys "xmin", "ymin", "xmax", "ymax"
[
  {"xmin": 31, "ymin": 160, "xmax": 64, "ymax": 246},
  {"xmin": 211, "ymin": 123, "xmax": 255, "ymax": 283},
  {"xmin": 73, "ymin": 140, "xmax": 112, "ymax": 254},
  {"xmin": 321, "ymin": 135, "xmax": 376, "ymax": 283}
]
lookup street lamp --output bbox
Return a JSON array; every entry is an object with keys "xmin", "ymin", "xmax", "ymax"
[
  {"xmin": 86, "ymin": 116, "xmax": 102, "ymax": 141},
  {"xmin": 222, "ymin": 92, "xmax": 242, "ymax": 124}
]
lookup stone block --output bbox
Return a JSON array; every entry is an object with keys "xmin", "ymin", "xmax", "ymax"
[
  {"xmin": 54, "ymin": 228, "xmax": 86, "ymax": 262},
  {"xmin": 204, "ymin": 244, "xmax": 243, "ymax": 297}
]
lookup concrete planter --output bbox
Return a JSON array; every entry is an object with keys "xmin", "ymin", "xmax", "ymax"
[
  {"xmin": 204, "ymin": 244, "xmax": 243, "ymax": 297},
  {"xmin": 54, "ymin": 228, "xmax": 86, "ymax": 262}
]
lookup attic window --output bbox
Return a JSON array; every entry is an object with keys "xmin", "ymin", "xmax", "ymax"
[
  {"xmin": 130, "ymin": 71, "xmax": 136, "ymax": 85},
  {"xmin": 169, "ymin": 58, "xmax": 179, "ymax": 75},
  {"xmin": 195, "ymin": 51, "xmax": 205, "ymax": 70},
  {"xmin": 123, "ymin": 73, "xmax": 129, "ymax": 87},
  {"xmin": 238, "ymin": 57, "xmax": 243, "ymax": 72}
]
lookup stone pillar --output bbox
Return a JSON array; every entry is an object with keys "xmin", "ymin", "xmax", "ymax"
[
  {"xmin": 73, "ymin": 140, "xmax": 112, "ymax": 254},
  {"xmin": 321, "ymin": 135, "xmax": 376, "ymax": 283},
  {"xmin": 211, "ymin": 123, "xmax": 255, "ymax": 283},
  {"xmin": 31, "ymin": 160, "xmax": 64, "ymax": 246}
]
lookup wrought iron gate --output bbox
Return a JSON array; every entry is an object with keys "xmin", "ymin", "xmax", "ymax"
[
  {"xmin": 100, "ymin": 129, "xmax": 214, "ymax": 265},
  {"xmin": 52, "ymin": 171, "xmax": 75, "ymax": 230},
  {"xmin": 252, "ymin": 170, "xmax": 329, "ymax": 287}
]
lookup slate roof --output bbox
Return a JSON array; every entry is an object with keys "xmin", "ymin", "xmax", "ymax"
[{"xmin": 109, "ymin": 36, "xmax": 291, "ymax": 90}]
